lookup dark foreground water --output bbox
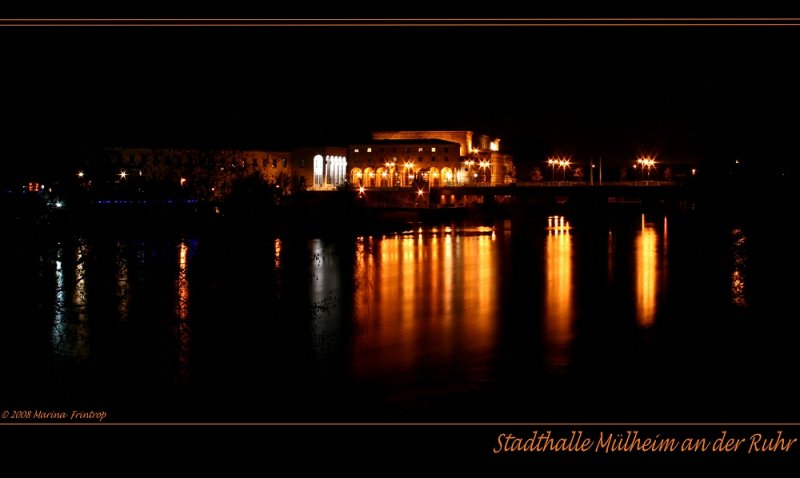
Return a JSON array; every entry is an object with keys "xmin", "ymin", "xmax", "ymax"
[{"xmin": 2, "ymin": 205, "xmax": 797, "ymax": 422}]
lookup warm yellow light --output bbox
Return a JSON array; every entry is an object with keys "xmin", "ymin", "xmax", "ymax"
[
  {"xmin": 359, "ymin": 186, "xmax": 365, "ymax": 194},
  {"xmin": 417, "ymin": 189, "xmax": 424, "ymax": 196},
  {"xmin": 77, "ymin": 171, "xmax": 84, "ymax": 178},
  {"xmin": 119, "ymin": 171, "xmax": 127, "ymax": 179},
  {"xmin": 382, "ymin": 171, "xmax": 388, "ymax": 177},
  {"xmin": 180, "ymin": 178, "xmax": 187, "ymax": 186},
  {"xmin": 691, "ymin": 168, "xmax": 696, "ymax": 176}
]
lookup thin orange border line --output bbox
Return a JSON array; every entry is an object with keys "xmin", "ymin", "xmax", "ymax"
[
  {"xmin": 2, "ymin": 23, "xmax": 799, "ymax": 27},
  {"xmin": 2, "ymin": 18, "xmax": 798, "ymax": 27},
  {"xmin": 2, "ymin": 422, "xmax": 800, "ymax": 426},
  {"xmin": 0, "ymin": 14, "xmax": 796, "ymax": 429},
  {"xmin": 1, "ymin": 17, "xmax": 799, "ymax": 21}
]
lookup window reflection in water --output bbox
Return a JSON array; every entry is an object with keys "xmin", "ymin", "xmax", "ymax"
[
  {"xmin": 352, "ymin": 227, "xmax": 498, "ymax": 386},
  {"xmin": 52, "ymin": 244, "xmax": 68, "ymax": 357},
  {"xmin": 274, "ymin": 238, "xmax": 282, "ymax": 270},
  {"xmin": 73, "ymin": 241, "xmax": 90, "ymax": 360},
  {"xmin": 731, "ymin": 227, "xmax": 747, "ymax": 307},
  {"xmin": 310, "ymin": 239, "xmax": 344, "ymax": 373},
  {"xmin": 274, "ymin": 237, "xmax": 282, "ymax": 299},
  {"xmin": 53, "ymin": 240, "xmax": 91, "ymax": 360},
  {"xmin": 544, "ymin": 216, "xmax": 573, "ymax": 369},
  {"xmin": 116, "ymin": 241, "xmax": 130, "ymax": 322}
]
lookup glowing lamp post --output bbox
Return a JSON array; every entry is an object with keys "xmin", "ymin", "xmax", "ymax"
[
  {"xmin": 558, "ymin": 158, "xmax": 570, "ymax": 181},
  {"xmin": 404, "ymin": 161, "xmax": 414, "ymax": 187},
  {"xmin": 464, "ymin": 159, "xmax": 474, "ymax": 185},
  {"xmin": 637, "ymin": 156, "xmax": 656, "ymax": 182},
  {"xmin": 479, "ymin": 159, "xmax": 491, "ymax": 186}
]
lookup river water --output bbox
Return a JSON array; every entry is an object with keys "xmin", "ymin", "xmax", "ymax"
[{"xmin": 2, "ymin": 207, "xmax": 796, "ymax": 421}]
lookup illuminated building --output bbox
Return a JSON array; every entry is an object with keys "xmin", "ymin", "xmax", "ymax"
[
  {"xmin": 291, "ymin": 146, "xmax": 349, "ymax": 190},
  {"xmin": 348, "ymin": 139, "xmax": 461, "ymax": 187},
  {"xmin": 351, "ymin": 130, "xmax": 515, "ymax": 187}
]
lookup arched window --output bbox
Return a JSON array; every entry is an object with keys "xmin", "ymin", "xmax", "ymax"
[{"xmin": 313, "ymin": 155, "xmax": 324, "ymax": 188}]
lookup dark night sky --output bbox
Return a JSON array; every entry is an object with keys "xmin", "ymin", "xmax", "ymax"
[{"xmin": 2, "ymin": 25, "xmax": 798, "ymax": 179}]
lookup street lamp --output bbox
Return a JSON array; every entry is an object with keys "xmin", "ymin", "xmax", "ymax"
[
  {"xmin": 637, "ymin": 155, "xmax": 656, "ymax": 181},
  {"xmin": 464, "ymin": 159, "xmax": 474, "ymax": 185},
  {"xmin": 404, "ymin": 161, "xmax": 414, "ymax": 187},
  {"xmin": 385, "ymin": 160, "xmax": 396, "ymax": 187},
  {"xmin": 558, "ymin": 158, "xmax": 570, "ymax": 181},
  {"xmin": 547, "ymin": 157, "xmax": 556, "ymax": 181},
  {"xmin": 479, "ymin": 159, "xmax": 491, "ymax": 186}
]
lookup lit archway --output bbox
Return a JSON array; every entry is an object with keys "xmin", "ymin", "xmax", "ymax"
[
  {"xmin": 351, "ymin": 168, "xmax": 363, "ymax": 185},
  {"xmin": 441, "ymin": 167, "xmax": 454, "ymax": 186},
  {"xmin": 377, "ymin": 167, "xmax": 387, "ymax": 187},
  {"xmin": 429, "ymin": 167, "xmax": 440, "ymax": 187},
  {"xmin": 363, "ymin": 167, "xmax": 375, "ymax": 188}
]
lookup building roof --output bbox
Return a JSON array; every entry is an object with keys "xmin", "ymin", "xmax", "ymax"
[
  {"xmin": 350, "ymin": 139, "xmax": 461, "ymax": 146},
  {"xmin": 372, "ymin": 130, "xmax": 474, "ymax": 135}
]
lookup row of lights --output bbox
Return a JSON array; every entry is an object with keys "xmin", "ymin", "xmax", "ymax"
[
  {"xmin": 544, "ymin": 155, "xmax": 698, "ymax": 178},
  {"xmin": 78, "ymin": 170, "xmax": 189, "ymax": 185}
]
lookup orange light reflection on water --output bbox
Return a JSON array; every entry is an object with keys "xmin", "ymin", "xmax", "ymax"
[
  {"xmin": 352, "ymin": 227, "xmax": 497, "ymax": 386},
  {"xmin": 544, "ymin": 216, "xmax": 573, "ymax": 369},
  {"xmin": 175, "ymin": 240, "xmax": 191, "ymax": 384},
  {"xmin": 636, "ymin": 215, "xmax": 660, "ymax": 327}
]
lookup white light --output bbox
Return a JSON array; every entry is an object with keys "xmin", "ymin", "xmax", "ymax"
[{"xmin": 55, "ymin": 201, "xmax": 63, "ymax": 208}]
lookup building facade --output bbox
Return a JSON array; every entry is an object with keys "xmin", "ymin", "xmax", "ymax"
[
  {"xmin": 291, "ymin": 146, "xmax": 349, "ymax": 190},
  {"xmin": 354, "ymin": 131, "xmax": 515, "ymax": 187},
  {"xmin": 109, "ymin": 148, "xmax": 295, "ymax": 199}
]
